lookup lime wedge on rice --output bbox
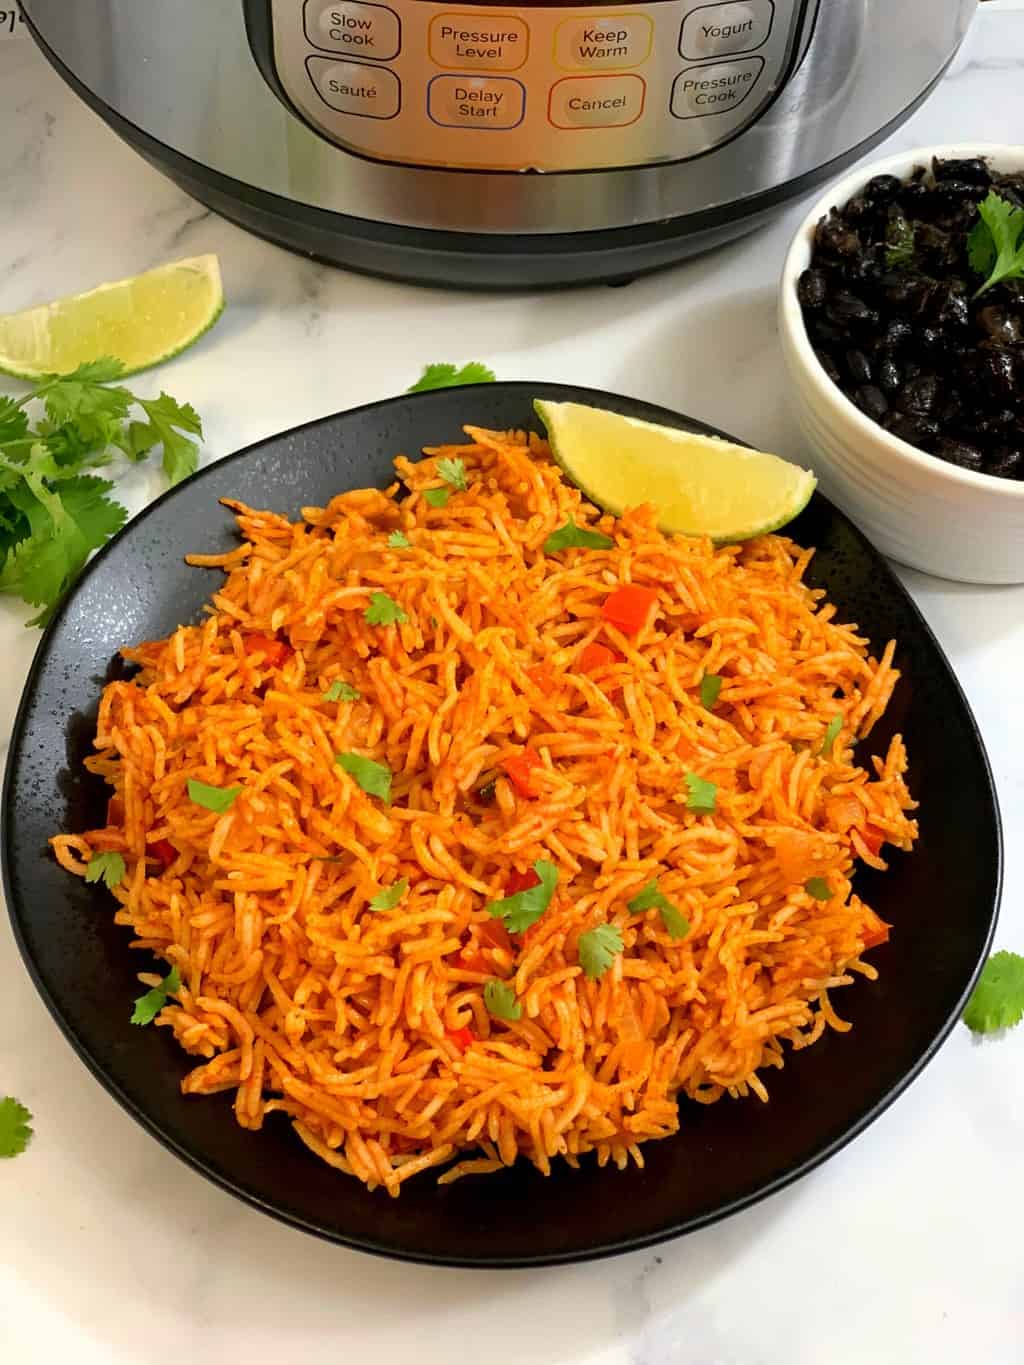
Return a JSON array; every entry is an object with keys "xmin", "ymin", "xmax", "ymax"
[
  {"xmin": 535, "ymin": 400, "xmax": 816, "ymax": 542},
  {"xmin": 0, "ymin": 254, "xmax": 224, "ymax": 380}
]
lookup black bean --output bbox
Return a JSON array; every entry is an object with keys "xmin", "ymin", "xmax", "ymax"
[
  {"xmin": 931, "ymin": 178, "xmax": 989, "ymax": 211},
  {"xmin": 797, "ymin": 268, "xmax": 829, "ymax": 310},
  {"xmin": 985, "ymin": 445, "xmax": 1024, "ymax": 479},
  {"xmin": 846, "ymin": 349, "xmax": 873, "ymax": 385},
  {"xmin": 815, "ymin": 215, "xmax": 862, "ymax": 259},
  {"xmin": 897, "ymin": 373, "xmax": 940, "ymax": 417},
  {"xmin": 916, "ymin": 325, "xmax": 948, "ymax": 353},
  {"xmin": 974, "ymin": 407, "xmax": 1019, "ymax": 438},
  {"xmin": 925, "ymin": 282, "xmax": 970, "ymax": 330},
  {"xmin": 826, "ymin": 289, "xmax": 877, "ymax": 327},
  {"xmin": 877, "ymin": 353, "xmax": 902, "ymax": 393},
  {"xmin": 977, "ymin": 345, "xmax": 1018, "ymax": 398},
  {"xmin": 883, "ymin": 274, "xmax": 931, "ymax": 314},
  {"xmin": 882, "ymin": 413, "xmax": 940, "ymax": 448},
  {"xmin": 933, "ymin": 157, "xmax": 992, "ymax": 187},
  {"xmin": 978, "ymin": 305, "xmax": 1024, "ymax": 345},
  {"xmin": 817, "ymin": 350, "xmax": 842, "ymax": 385},
  {"xmin": 864, "ymin": 174, "xmax": 904, "ymax": 206},
  {"xmin": 931, "ymin": 437, "xmax": 986, "ymax": 471},
  {"xmin": 853, "ymin": 385, "xmax": 889, "ymax": 420},
  {"xmin": 881, "ymin": 317, "xmax": 913, "ymax": 349},
  {"xmin": 809, "ymin": 318, "xmax": 845, "ymax": 347}
]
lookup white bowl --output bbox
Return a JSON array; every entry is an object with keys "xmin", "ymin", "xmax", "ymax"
[{"xmin": 779, "ymin": 143, "xmax": 1024, "ymax": 585}]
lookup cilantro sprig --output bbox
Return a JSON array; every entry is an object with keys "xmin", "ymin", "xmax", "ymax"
[
  {"xmin": 369, "ymin": 878, "xmax": 408, "ymax": 910},
  {"xmin": 683, "ymin": 772, "xmax": 717, "ymax": 814},
  {"xmin": 486, "ymin": 859, "xmax": 558, "ymax": 933},
  {"xmin": 323, "ymin": 679, "xmax": 360, "ymax": 703},
  {"xmin": 407, "ymin": 362, "xmax": 496, "ymax": 393},
  {"xmin": 968, "ymin": 192, "xmax": 1024, "ymax": 297},
  {"xmin": 336, "ymin": 751, "xmax": 393, "ymax": 804},
  {"xmin": 627, "ymin": 881, "xmax": 689, "ymax": 940},
  {"xmin": 962, "ymin": 950, "xmax": 1024, "ymax": 1034},
  {"xmin": 484, "ymin": 979, "xmax": 522, "ymax": 1021},
  {"xmin": 131, "ymin": 965, "xmax": 181, "ymax": 1026},
  {"xmin": 0, "ymin": 1097, "xmax": 33, "ymax": 1159},
  {"xmin": 0, "ymin": 358, "xmax": 203, "ymax": 625},
  {"xmin": 543, "ymin": 518, "xmax": 614, "ymax": 554},
  {"xmin": 578, "ymin": 923, "xmax": 624, "ymax": 980},
  {"xmin": 365, "ymin": 591, "xmax": 407, "ymax": 626},
  {"xmin": 85, "ymin": 849, "xmax": 126, "ymax": 889}
]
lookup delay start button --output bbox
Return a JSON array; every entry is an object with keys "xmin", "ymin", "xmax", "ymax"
[
  {"xmin": 427, "ymin": 75, "xmax": 526, "ymax": 129},
  {"xmin": 304, "ymin": 1, "xmax": 401, "ymax": 62},
  {"xmin": 670, "ymin": 56, "xmax": 764, "ymax": 119},
  {"xmin": 429, "ymin": 13, "xmax": 529, "ymax": 71},
  {"xmin": 548, "ymin": 74, "xmax": 645, "ymax": 129},
  {"xmin": 307, "ymin": 55, "xmax": 401, "ymax": 119},
  {"xmin": 554, "ymin": 15, "xmax": 653, "ymax": 71}
]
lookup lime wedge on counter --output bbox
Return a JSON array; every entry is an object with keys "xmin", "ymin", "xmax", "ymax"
[
  {"xmin": 535, "ymin": 400, "xmax": 816, "ymax": 542},
  {"xmin": 0, "ymin": 254, "xmax": 224, "ymax": 380}
]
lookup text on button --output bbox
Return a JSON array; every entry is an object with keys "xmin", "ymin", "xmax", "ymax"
[
  {"xmin": 305, "ymin": 1, "xmax": 401, "ymax": 61},
  {"xmin": 427, "ymin": 74, "xmax": 526, "ymax": 128},
  {"xmin": 670, "ymin": 56, "xmax": 764, "ymax": 118},
  {"xmin": 679, "ymin": 0, "xmax": 774, "ymax": 60},
  {"xmin": 554, "ymin": 14, "xmax": 653, "ymax": 71},
  {"xmin": 548, "ymin": 74, "xmax": 645, "ymax": 129},
  {"xmin": 307, "ymin": 56, "xmax": 401, "ymax": 118},
  {"xmin": 429, "ymin": 13, "xmax": 529, "ymax": 71}
]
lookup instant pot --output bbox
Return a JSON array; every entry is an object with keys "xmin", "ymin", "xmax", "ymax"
[{"xmin": 22, "ymin": 0, "xmax": 977, "ymax": 287}]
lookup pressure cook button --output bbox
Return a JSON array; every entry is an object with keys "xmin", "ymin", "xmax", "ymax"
[
  {"xmin": 307, "ymin": 56, "xmax": 401, "ymax": 119},
  {"xmin": 679, "ymin": 1, "xmax": 773, "ymax": 61},
  {"xmin": 428, "ymin": 14, "xmax": 529, "ymax": 71},
  {"xmin": 670, "ymin": 55, "xmax": 764, "ymax": 118},
  {"xmin": 554, "ymin": 15, "xmax": 654, "ymax": 71},
  {"xmin": 305, "ymin": 1, "xmax": 401, "ymax": 61},
  {"xmin": 427, "ymin": 74, "xmax": 526, "ymax": 129},
  {"xmin": 548, "ymin": 75, "xmax": 645, "ymax": 129}
]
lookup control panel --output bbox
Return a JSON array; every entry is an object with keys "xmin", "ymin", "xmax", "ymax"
[{"xmin": 268, "ymin": 0, "xmax": 808, "ymax": 172}]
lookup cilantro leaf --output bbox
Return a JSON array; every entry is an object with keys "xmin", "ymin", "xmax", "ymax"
[
  {"xmin": 387, "ymin": 530, "xmax": 411, "ymax": 549},
  {"xmin": 364, "ymin": 591, "xmax": 407, "ymax": 626},
  {"xmin": 85, "ymin": 850, "xmax": 126, "ymax": 889},
  {"xmin": 962, "ymin": 950, "xmax": 1024, "ymax": 1034},
  {"xmin": 336, "ymin": 752, "xmax": 393, "ymax": 804},
  {"xmin": 805, "ymin": 876, "xmax": 832, "ymax": 901},
  {"xmin": 578, "ymin": 923, "xmax": 624, "ymax": 980},
  {"xmin": 884, "ymin": 214, "xmax": 915, "ymax": 269},
  {"xmin": 187, "ymin": 778, "xmax": 241, "ymax": 813},
  {"xmin": 423, "ymin": 487, "xmax": 449, "ymax": 509},
  {"xmin": 486, "ymin": 858, "xmax": 558, "ymax": 933},
  {"xmin": 0, "ymin": 396, "xmax": 29, "ymax": 448},
  {"xmin": 627, "ymin": 881, "xmax": 689, "ymax": 939},
  {"xmin": 700, "ymin": 673, "xmax": 723, "ymax": 710},
  {"xmin": 968, "ymin": 191, "xmax": 1024, "ymax": 296},
  {"xmin": 407, "ymin": 362, "xmax": 496, "ymax": 393},
  {"xmin": 131, "ymin": 965, "xmax": 181, "ymax": 1026},
  {"xmin": 323, "ymin": 679, "xmax": 360, "ymax": 702},
  {"xmin": 820, "ymin": 715, "xmax": 842, "ymax": 758},
  {"xmin": 369, "ymin": 877, "xmax": 408, "ymax": 910},
  {"xmin": 683, "ymin": 772, "xmax": 717, "ymax": 814},
  {"xmin": 437, "ymin": 457, "xmax": 467, "ymax": 491},
  {"xmin": 543, "ymin": 517, "xmax": 615, "ymax": 554},
  {"xmin": 484, "ymin": 979, "xmax": 522, "ymax": 1021},
  {"xmin": 0, "ymin": 1097, "xmax": 33, "ymax": 1158},
  {"xmin": 136, "ymin": 393, "xmax": 203, "ymax": 485}
]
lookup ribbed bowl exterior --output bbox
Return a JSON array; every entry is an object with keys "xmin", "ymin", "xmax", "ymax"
[{"xmin": 779, "ymin": 143, "xmax": 1024, "ymax": 585}]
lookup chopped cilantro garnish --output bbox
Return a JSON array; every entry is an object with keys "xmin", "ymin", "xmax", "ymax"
[
  {"xmin": 323, "ymin": 679, "xmax": 360, "ymax": 703},
  {"xmin": 364, "ymin": 591, "xmax": 407, "ymax": 626},
  {"xmin": 484, "ymin": 979, "xmax": 522, "ymax": 1021},
  {"xmin": 423, "ymin": 487, "xmax": 449, "ymax": 509},
  {"xmin": 962, "ymin": 951, "xmax": 1024, "ymax": 1034},
  {"xmin": 700, "ymin": 673, "xmax": 723, "ymax": 711},
  {"xmin": 805, "ymin": 877, "xmax": 832, "ymax": 901},
  {"xmin": 968, "ymin": 191, "xmax": 1024, "ymax": 297},
  {"xmin": 84, "ymin": 849, "xmax": 126, "ymax": 889},
  {"xmin": 406, "ymin": 362, "xmax": 496, "ymax": 393},
  {"xmin": 627, "ymin": 881, "xmax": 689, "ymax": 939},
  {"xmin": 131, "ymin": 965, "xmax": 181, "ymax": 1026},
  {"xmin": 683, "ymin": 772, "xmax": 717, "ymax": 814},
  {"xmin": 820, "ymin": 716, "xmax": 842, "ymax": 758},
  {"xmin": 437, "ymin": 457, "xmax": 467, "ymax": 491},
  {"xmin": 578, "ymin": 923, "xmax": 624, "ymax": 980},
  {"xmin": 369, "ymin": 877, "xmax": 408, "ymax": 911},
  {"xmin": 543, "ymin": 517, "xmax": 615, "ymax": 554},
  {"xmin": 0, "ymin": 1097, "xmax": 33, "ymax": 1159},
  {"xmin": 187, "ymin": 779, "xmax": 241, "ymax": 813},
  {"xmin": 387, "ymin": 530, "xmax": 411, "ymax": 549},
  {"xmin": 335, "ymin": 752, "xmax": 393, "ymax": 804},
  {"xmin": 486, "ymin": 858, "xmax": 558, "ymax": 933}
]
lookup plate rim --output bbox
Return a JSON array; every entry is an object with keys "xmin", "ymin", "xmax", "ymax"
[{"xmin": 1, "ymin": 381, "xmax": 1003, "ymax": 1266}]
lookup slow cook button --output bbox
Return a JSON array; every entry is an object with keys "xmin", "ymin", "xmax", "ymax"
[
  {"xmin": 670, "ymin": 56, "xmax": 764, "ymax": 118},
  {"xmin": 428, "ymin": 14, "xmax": 529, "ymax": 71},
  {"xmin": 548, "ymin": 74, "xmax": 645, "ymax": 129},
  {"xmin": 554, "ymin": 15, "xmax": 653, "ymax": 71},
  {"xmin": 304, "ymin": 1, "xmax": 401, "ymax": 61},
  {"xmin": 679, "ymin": 0, "xmax": 774, "ymax": 61},
  {"xmin": 307, "ymin": 56, "xmax": 401, "ymax": 119},
  {"xmin": 427, "ymin": 75, "xmax": 525, "ymax": 129}
]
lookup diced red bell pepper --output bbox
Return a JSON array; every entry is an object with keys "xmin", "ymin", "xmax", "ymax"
[
  {"xmin": 149, "ymin": 839, "xmax": 177, "ymax": 869},
  {"xmin": 857, "ymin": 825, "xmax": 886, "ymax": 859},
  {"xmin": 445, "ymin": 1025, "xmax": 475, "ymax": 1052},
  {"xmin": 860, "ymin": 907, "xmax": 891, "ymax": 950},
  {"xmin": 244, "ymin": 633, "xmax": 293, "ymax": 668},
  {"xmin": 505, "ymin": 867, "xmax": 541, "ymax": 896},
  {"xmin": 579, "ymin": 642, "xmax": 623, "ymax": 674},
  {"xmin": 106, "ymin": 796, "xmax": 125, "ymax": 826},
  {"xmin": 601, "ymin": 585, "xmax": 658, "ymax": 636},
  {"xmin": 456, "ymin": 949, "xmax": 488, "ymax": 975},
  {"xmin": 526, "ymin": 662, "xmax": 557, "ymax": 696},
  {"xmin": 502, "ymin": 747, "xmax": 543, "ymax": 798},
  {"xmin": 478, "ymin": 919, "xmax": 512, "ymax": 953}
]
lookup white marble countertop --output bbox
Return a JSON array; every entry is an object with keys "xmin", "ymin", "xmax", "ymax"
[{"xmin": 2, "ymin": 7, "xmax": 1023, "ymax": 1364}]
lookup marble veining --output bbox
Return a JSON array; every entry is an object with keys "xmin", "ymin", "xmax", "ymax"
[{"xmin": 2, "ymin": 9, "xmax": 1024, "ymax": 1365}]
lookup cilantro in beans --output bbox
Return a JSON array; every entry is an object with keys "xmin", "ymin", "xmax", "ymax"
[{"xmin": 798, "ymin": 157, "xmax": 1024, "ymax": 481}]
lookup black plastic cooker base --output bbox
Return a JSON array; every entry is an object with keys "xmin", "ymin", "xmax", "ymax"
[{"xmin": 26, "ymin": 11, "xmax": 954, "ymax": 290}]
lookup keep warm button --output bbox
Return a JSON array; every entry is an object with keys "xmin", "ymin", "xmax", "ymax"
[
  {"xmin": 427, "ymin": 75, "xmax": 525, "ymax": 129},
  {"xmin": 548, "ymin": 75, "xmax": 645, "ymax": 129}
]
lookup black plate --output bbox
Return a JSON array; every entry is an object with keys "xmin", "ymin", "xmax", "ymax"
[{"xmin": 2, "ymin": 383, "xmax": 1001, "ymax": 1266}]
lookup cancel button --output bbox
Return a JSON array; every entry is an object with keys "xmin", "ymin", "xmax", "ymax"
[{"xmin": 548, "ymin": 74, "xmax": 646, "ymax": 129}]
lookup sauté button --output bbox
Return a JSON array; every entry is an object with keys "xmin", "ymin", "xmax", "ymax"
[
  {"xmin": 307, "ymin": 56, "xmax": 401, "ymax": 119},
  {"xmin": 305, "ymin": 1, "xmax": 401, "ymax": 62},
  {"xmin": 670, "ymin": 56, "xmax": 764, "ymax": 118},
  {"xmin": 429, "ymin": 13, "xmax": 529, "ymax": 71},
  {"xmin": 679, "ymin": 1, "xmax": 774, "ymax": 61},
  {"xmin": 548, "ymin": 74, "xmax": 645, "ymax": 129},
  {"xmin": 554, "ymin": 14, "xmax": 653, "ymax": 71},
  {"xmin": 427, "ymin": 75, "xmax": 526, "ymax": 128}
]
